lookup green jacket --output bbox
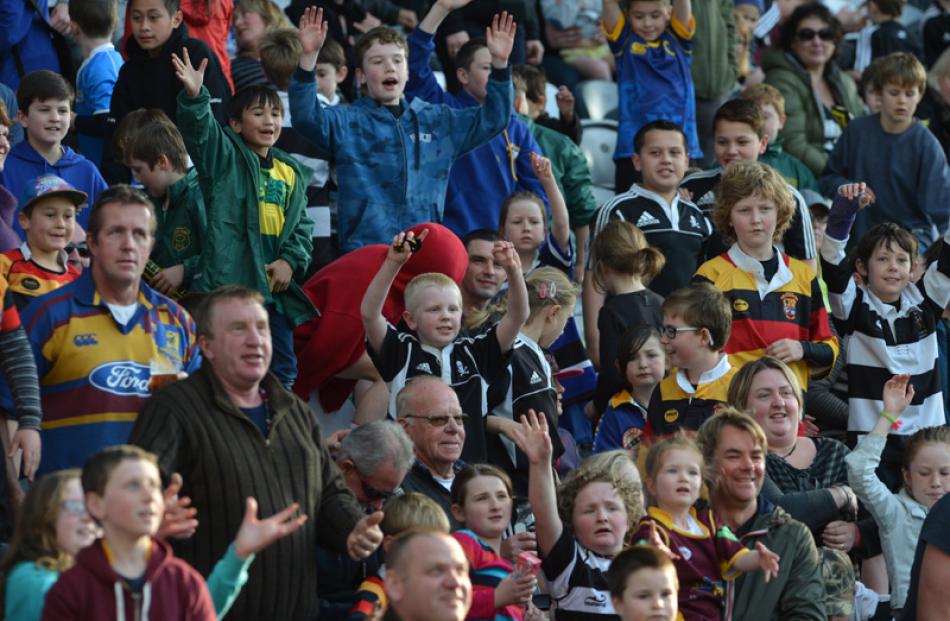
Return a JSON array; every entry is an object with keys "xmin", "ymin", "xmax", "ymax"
[
  {"xmin": 760, "ymin": 137, "xmax": 820, "ymax": 192},
  {"xmin": 691, "ymin": 0, "xmax": 738, "ymax": 99},
  {"xmin": 177, "ymin": 87, "xmax": 316, "ymax": 326},
  {"xmin": 149, "ymin": 168, "xmax": 207, "ymax": 288},
  {"xmin": 762, "ymin": 48, "xmax": 864, "ymax": 175},
  {"xmin": 520, "ymin": 114, "xmax": 598, "ymax": 227},
  {"xmin": 729, "ymin": 499, "xmax": 826, "ymax": 621}
]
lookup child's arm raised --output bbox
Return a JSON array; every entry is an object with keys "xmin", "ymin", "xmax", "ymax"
[
  {"xmin": 509, "ymin": 410, "xmax": 562, "ymax": 556},
  {"xmin": 493, "ymin": 241, "xmax": 529, "ymax": 352},
  {"xmin": 672, "ymin": 0, "xmax": 692, "ymax": 30},
  {"xmin": 289, "ymin": 8, "xmax": 341, "ymax": 158},
  {"xmin": 602, "ymin": 0, "xmax": 623, "ymax": 34},
  {"xmin": 531, "ymin": 152, "xmax": 571, "ymax": 255},
  {"xmin": 360, "ymin": 231, "xmax": 420, "ymax": 354},
  {"xmin": 418, "ymin": 0, "xmax": 475, "ymax": 35},
  {"xmin": 733, "ymin": 542, "xmax": 781, "ymax": 582},
  {"xmin": 297, "ymin": 6, "xmax": 328, "ymax": 72}
]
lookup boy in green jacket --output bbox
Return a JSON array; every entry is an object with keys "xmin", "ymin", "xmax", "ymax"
[
  {"xmin": 123, "ymin": 114, "xmax": 207, "ymax": 299},
  {"xmin": 173, "ymin": 47, "xmax": 315, "ymax": 387}
]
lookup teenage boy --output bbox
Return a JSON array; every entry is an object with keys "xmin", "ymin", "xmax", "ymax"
[
  {"xmin": 174, "ymin": 48, "xmax": 314, "ymax": 389},
  {"xmin": 603, "ymin": 0, "xmax": 701, "ymax": 190},
  {"xmin": 406, "ymin": 0, "xmax": 548, "ymax": 236},
  {"xmin": 582, "ymin": 121, "xmax": 710, "ymax": 366},
  {"xmin": 821, "ymin": 52, "xmax": 950, "ymax": 250},
  {"xmin": 289, "ymin": 7, "xmax": 515, "ymax": 252},
  {"xmin": 646, "ymin": 282, "xmax": 737, "ymax": 438},
  {"xmin": 122, "ymin": 117, "xmax": 206, "ymax": 297},
  {"xmin": 0, "ymin": 176, "xmax": 83, "ymax": 310},
  {"xmin": 69, "ymin": 0, "xmax": 124, "ymax": 167},
  {"xmin": 41, "ymin": 445, "xmax": 216, "ymax": 620},
  {"xmin": 361, "ymin": 231, "xmax": 529, "ymax": 464},
  {"xmin": 680, "ymin": 98, "xmax": 817, "ymax": 267},
  {"xmin": 260, "ymin": 27, "xmax": 338, "ymax": 273},
  {"xmin": 740, "ymin": 83, "xmax": 819, "ymax": 192},
  {"xmin": 1, "ymin": 71, "xmax": 106, "ymax": 233},
  {"xmin": 103, "ymin": 0, "xmax": 230, "ymax": 182}
]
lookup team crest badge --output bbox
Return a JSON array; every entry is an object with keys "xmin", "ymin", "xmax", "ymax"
[
  {"xmin": 780, "ymin": 293, "xmax": 798, "ymax": 320},
  {"xmin": 173, "ymin": 227, "xmax": 191, "ymax": 252},
  {"xmin": 664, "ymin": 409, "xmax": 679, "ymax": 423}
]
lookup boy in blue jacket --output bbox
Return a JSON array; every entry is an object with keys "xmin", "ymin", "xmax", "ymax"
[
  {"xmin": 1, "ymin": 71, "xmax": 106, "ymax": 233},
  {"xmin": 289, "ymin": 6, "xmax": 514, "ymax": 252},
  {"xmin": 407, "ymin": 0, "xmax": 548, "ymax": 236}
]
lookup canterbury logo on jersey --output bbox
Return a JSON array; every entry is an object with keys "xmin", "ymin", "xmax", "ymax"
[
  {"xmin": 89, "ymin": 362, "xmax": 150, "ymax": 398},
  {"xmin": 73, "ymin": 333, "xmax": 98, "ymax": 347}
]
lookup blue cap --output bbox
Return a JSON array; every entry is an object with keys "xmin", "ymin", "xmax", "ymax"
[
  {"xmin": 17, "ymin": 175, "xmax": 88, "ymax": 214},
  {"xmin": 735, "ymin": 0, "xmax": 764, "ymax": 12}
]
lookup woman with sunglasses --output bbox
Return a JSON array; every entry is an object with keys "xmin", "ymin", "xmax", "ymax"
[{"xmin": 762, "ymin": 3, "xmax": 864, "ymax": 175}]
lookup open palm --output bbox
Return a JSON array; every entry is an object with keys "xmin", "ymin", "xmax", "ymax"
[
  {"xmin": 486, "ymin": 12, "xmax": 517, "ymax": 64},
  {"xmin": 298, "ymin": 6, "xmax": 329, "ymax": 54}
]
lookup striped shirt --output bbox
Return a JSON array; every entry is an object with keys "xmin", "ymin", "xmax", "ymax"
[
  {"xmin": 541, "ymin": 529, "xmax": 618, "ymax": 620},
  {"xmin": 453, "ymin": 530, "xmax": 523, "ymax": 621},
  {"xmin": 0, "ymin": 243, "xmax": 79, "ymax": 310},
  {"xmin": 821, "ymin": 234, "xmax": 950, "ymax": 434},
  {"xmin": 21, "ymin": 271, "xmax": 201, "ymax": 474},
  {"xmin": 369, "ymin": 323, "xmax": 510, "ymax": 463},
  {"xmin": 592, "ymin": 184, "xmax": 710, "ymax": 296},
  {"xmin": 694, "ymin": 244, "xmax": 838, "ymax": 391},
  {"xmin": 647, "ymin": 354, "xmax": 737, "ymax": 437}
]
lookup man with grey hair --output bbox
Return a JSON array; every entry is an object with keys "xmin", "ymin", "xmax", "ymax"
[
  {"xmin": 396, "ymin": 375, "xmax": 467, "ymax": 524},
  {"xmin": 318, "ymin": 419, "xmax": 415, "ymax": 620}
]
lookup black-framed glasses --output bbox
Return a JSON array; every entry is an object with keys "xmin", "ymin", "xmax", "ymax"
[
  {"xmin": 359, "ymin": 478, "xmax": 397, "ymax": 502},
  {"xmin": 65, "ymin": 242, "xmax": 90, "ymax": 258},
  {"xmin": 795, "ymin": 27, "xmax": 835, "ymax": 42},
  {"xmin": 661, "ymin": 325, "xmax": 699, "ymax": 340},
  {"xmin": 404, "ymin": 413, "xmax": 469, "ymax": 427}
]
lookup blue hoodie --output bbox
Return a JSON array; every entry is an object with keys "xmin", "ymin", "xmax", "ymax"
[
  {"xmin": 0, "ymin": 0, "xmax": 60, "ymax": 91},
  {"xmin": 0, "ymin": 139, "xmax": 106, "ymax": 233},
  {"xmin": 289, "ymin": 64, "xmax": 511, "ymax": 252},
  {"xmin": 406, "ymin": 27, "xmax": 548, "ymax": 236}
]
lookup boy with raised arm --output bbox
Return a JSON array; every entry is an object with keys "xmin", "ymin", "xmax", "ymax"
[{"xmin": 289, "ymin": 7, "xmax": 515, "ymax": 252}]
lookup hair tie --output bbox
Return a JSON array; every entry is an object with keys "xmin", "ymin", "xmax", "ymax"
[{"xmin": 537, "ymin": 281, "xmax": 557, "ymax": 300}]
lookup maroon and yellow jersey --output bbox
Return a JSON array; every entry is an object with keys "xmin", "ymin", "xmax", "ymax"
[{"xmin": 0, "ymin": 245, "xmax": 79, "ymax": 310}]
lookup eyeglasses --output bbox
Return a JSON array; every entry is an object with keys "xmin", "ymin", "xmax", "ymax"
[
  {"xmin": 404, "ymin": 413, "xmax": 469, "ymax": 427},
  {"xmin": 359, "ymin": 478, "xmax": 397, "ymax": 502},
  {"xmin": 65, "ymin": 242, "xmax": 90, "ymax": 258},
  {"xmin": 795, "ymin": 27, "xmax": 835, "ymax": 42},
  {"xmin": 61, "ymin": 499, "xmax": 87, "ymax": 515},
  {"xmin": 661, "ymin": 325, "xmax": 699, "ymax": 339}
]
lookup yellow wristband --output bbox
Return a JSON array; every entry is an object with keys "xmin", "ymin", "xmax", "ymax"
[{"xmin": 880, "ymin": 410, "xmax": 898, "ymax": 424}]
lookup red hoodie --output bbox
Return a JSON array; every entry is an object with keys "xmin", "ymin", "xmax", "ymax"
[
  {"xmin": 293, "ymin": 222, "xmax": 468, "ymax": 411},
  {"xmin": 40, "ymin": 538, "xmax": 216, "ymax": 621}
]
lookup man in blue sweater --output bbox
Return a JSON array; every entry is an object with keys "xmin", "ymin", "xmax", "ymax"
[
  {"xmin": 289, "ymin": 6, "xmax": 514, "ymax": 252},
  {"xmin": 821, "ymin": 52, "xmax": 950, "ymax": 249},
  {"xmin": 407, "ymin": 0, "xmax": 548, "ymax": 237}
]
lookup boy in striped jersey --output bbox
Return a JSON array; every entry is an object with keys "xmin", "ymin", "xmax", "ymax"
[{"xmin": 821, "ymin": 181, "xmax": 950, "ymax": 488}]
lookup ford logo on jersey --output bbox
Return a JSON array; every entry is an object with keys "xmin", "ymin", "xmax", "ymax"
[{"xmin": 89, "ymin": 362, "xmax": 151, "ymax": 398}]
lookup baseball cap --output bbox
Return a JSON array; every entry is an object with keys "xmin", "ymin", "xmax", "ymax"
[{"xmin": 17, "ymin": 175, "xmax": 88, "ymax": 214}]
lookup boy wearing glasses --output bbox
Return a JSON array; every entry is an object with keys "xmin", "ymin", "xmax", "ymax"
[
  {"xmin": 0, "ymin": 175, "xmax": 84, "ymax": 310},
  {"xmin": 646, "ymin": 282, "xmax": 737, "ymax": 438},
  {"xmin": 362, "ymin": 231, "xmax": 529, "ymax": 464}
]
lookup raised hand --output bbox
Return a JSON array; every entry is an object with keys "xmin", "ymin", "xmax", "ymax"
[
  {"xmin": 157, "ymin": 472, "xmax": 199, "ymax": 540},
  {"xmin": 492, "ymin": 240, "xmax": 522, "ymax": 273},
  {"xmin": 486, "ymin": 12, "xmax": 517, "ymax": 68},
  {"xmin": 836, "ymin": 182, "xmax": 874, "ymax": 207},
  {"xmin": 171, "ymin": 47, "xmax": 208, "ymax": 98},
  {"xmin": 509, "ymin": 410, "xmax": 552, "ymax": 465},
  {"xmin": 530, "ymin": 152, "xmax": 553, "ymax": 182},
  {"xmin": 755, "ymin": 542, "xmax": 781, "ymax": 583},
  {"xmin": 298, "ymin": 6, "xmax": 329, "ymax": 55},
  {"xmin": 347, "ymin": 510, "xmax": 385, "ymax": 560},
  {"xmin": 436, "ymin": 0, "xmax": 477, "ymax": 10},
  {"xmin": 883, "ymin": 374, "xmax": 915, "ymax": 418},
  {"xmin": 234, "ymin": 497, "xmax": 308, "ymax": 559},
  {"xmin": 386, "ymin": 229, "xmax": 428, "ymax": 266},
  {"xmin": 555, "ymin": 85, "xmax": 575, "ymax": 122}
]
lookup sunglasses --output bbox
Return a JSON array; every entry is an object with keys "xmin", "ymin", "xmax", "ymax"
[
  {"xmin": 65, "ymin": 242, "xmax": 90, "ymax": 258},
  {"xmin": 359, "ymin": 478, "xmax": 397, "ymax": 502},
  {"xmin": 661, "ymin": 325, "xmax": 699, "ymax": 340},
  {"xmin": 795, "ymin": 27, "xmax": 835, "ymax": 42},
  {"xmin": 404, "ymin": 413, "xmax": 469, "ymax": 428}
]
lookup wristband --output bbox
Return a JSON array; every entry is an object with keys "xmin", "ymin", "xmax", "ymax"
[{"xmin": 880, "ymin": 410, "xmax": 902, "ymax": 430}]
